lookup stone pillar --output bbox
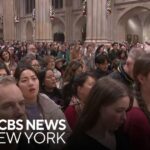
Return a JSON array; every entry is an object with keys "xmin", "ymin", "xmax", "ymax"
[
  {"xmin": 65, "ymin": 0, "xmax": 73, "ymax": 43},
  {"xmin": 15, "ymin": 0, "xmax": 21, "ymax": 41},
  {"xmin": 35, "ymin": 0, "xmax": 53, "ymax": 42},
  {"xmin": 3, "ymin": 0, "xmax": 15, "ymax": 41},
  {"xmin": 86, "ymin": 0, "xmax": 111, "ymax": 43}
]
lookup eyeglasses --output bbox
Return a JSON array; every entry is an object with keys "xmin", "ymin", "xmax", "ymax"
[{"xmin": 32, "ymin": 64, "xmax": 40, "ymax": 67}]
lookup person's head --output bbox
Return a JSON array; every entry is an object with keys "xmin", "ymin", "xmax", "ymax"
[
  {"xmin": 118, "ymin": 50, "xmax": 127, "ymax": 60},
  {"xmin": 40, "ymin": 69, "xmax": 56, "ymax": 91},
  {"xmin": 63, "ymin": 60, "xmax": 83, "ymax": 83},
  {"xmin": 95, "ymin": 45, "xmax": 105, "ymax": 56},
  {"xmin": 44, "ymin": 55, "xmax": 55, "ymax": 70},
  {"xmin": 31, "ymin": 59, "xmax": 41, "ymax": 73},
  {"xmin": 120, "ymin": 44, "xmax": 126, "ymax": 51},
  {"xmin": 27, "ymin": 44, "xmax": 37, "ymax": 55},
  {"xmin": 19, "ymin": 55, "xmax": 41, "ymax": 73},
  {"xmin": 112, "ymin": 59, "xmax": 120, "ymax": 71},
  {"xmin": 0, "ymin": 62, "xmax": 10, "ymax": 77},
  {"xmin": 112, "ymin": 42, "xmax": 118, "ymax": 50},
  {"xmin": 77, "ymin": 77, "xmax": 133, "ymax": 132},
  {"xmin": 133, "ymin": 53, "xmax": 150, "ymax": 92},
  {"xmin": 133, "ymin": 53, "xmax": 150, "ymax": 122},
  {"xmin": 0, "ymin": 76, "xmax": 25, "ymax": 120},
  {"xmin": 144, "ymin": 41, "xmax": 150, "ymax": 53},
  {"xmin": 0, "ymin": 49, "xmax": 11, "ymax": 62},
  {"xmin": 55, "ymin": 58, "xmax": 65, "ymax": 70},
  {"xmin": 124, "ymin": 48, "xmax": 146, "ymax": 79},
  {"xmin": 71, "ymin": 46, "xmax": 83, "ymax": 61},
  {"xmin": 14, "ymin": 65, "xmax": 39, "ymax": 103},
  {"xmin": 8, "ymin": 46, "xmax": 15, "ymax": 56},
  {"xmin": 86, "ymin": 44, "xmax": 93, "ymax": 53},
  {"xmin": 72, "ymin": 72, "xmax": 97, "ymax": 102},
  {"xmin": 95, "ymin": 54, "xmax": 109, "ymax": 71}
]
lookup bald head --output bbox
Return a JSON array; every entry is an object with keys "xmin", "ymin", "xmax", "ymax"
[{"xmin": 0, "ymin": 76, "xmax": 25, "ymax": 120}]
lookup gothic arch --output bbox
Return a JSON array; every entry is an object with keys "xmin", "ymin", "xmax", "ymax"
[
  {"xmin": 116, "ymin": 6, "xmax": 150, "ymax": 42},
  {"xmin": 53, "ymin": 16, "xmax": 65, "ymax": 26},
  {"xmin": 73, "ymin": 15, "xmax": 86, "ymax": 41},
  {"xmin": 117, "ymin": 6, "xmax": 150, "ymax": 24},
  {"xmin": 26, "ymin": 21, "xmax": 33, "ymax": 41},
  {"xmin": 52, "ymin": 17, "xmax": 65, "ymax": 42},
  {"xmin": 143, "ymin": 14, "xmax": 150, "ymax": 42},
  {"xmin": 73, "ymin": 14, "xmax": 84, "ymax": 27}
]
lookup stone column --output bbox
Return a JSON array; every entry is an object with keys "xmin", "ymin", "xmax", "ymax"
[
  {"xmin": 65, "ymin": 0, "xmax": 73, "ymax": 43},
  {"xmin": 3, "ymin": 0, "xmax": 15, "ymax": 41},
  {"xmin": 35, "ymin": 0, "xmax": 53, "ymax": 42},
  {"xmin": 86, "ymin": 0, "xmax": 111, "ymax": 43},
  {"xmin": 14, "ymin": 0, "xmax": 21, "ymax": 41}
]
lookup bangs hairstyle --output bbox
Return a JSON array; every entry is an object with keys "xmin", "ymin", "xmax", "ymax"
[
  {"xmin": 72, "ymin": 72, "xmax": 97, "ymax": 96},
  {"xmin": 0, "ymin": 49, "xmax": 11, "ymax": 61},
  {"xmin": 76, "ymin": 77, "xmax": 133, "ymax": 132},
  {"xmin": 14, "ymin": 64, "xmax": 39, "ymax": 83}
]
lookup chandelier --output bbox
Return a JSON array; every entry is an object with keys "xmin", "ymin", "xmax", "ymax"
[
  {"xmin": 14, "ymin": 16, "xmax": 19, "ymax": 23},
  {"xmin": 49, "ymin": 6, "xmax": 55, "ymax": 21},
  {"xmin": 32, "ymin": 8, "xmax": 36, "ymax": 21},
  {"xmin": 82, "ymin": 0, "xmax": 87, "ymax": 16},
  {"xmin": 106, "ymin": 0, "xmax": 112, "ymax": 16}
]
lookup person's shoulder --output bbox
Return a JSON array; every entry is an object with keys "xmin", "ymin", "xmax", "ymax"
[
  {"xmin": 38, "ymin": 93, "xmax": 60, "ymax": 111},
  {"xmin": 64, "ymin": 132, "xmax": 98, "ymax": 150},
  {"xmin": 126, "ymin": 107, "xmax": 149, "ymax": 127},
  {"xmin": 109, "ymin": 70, "xmax": 121, "ymax": 79},
  {"xmin": 65, "ymin": 105, "xmax": 75, "ymax": 114},
  {"xmin": 127, "ymin": 107, "xmax": 145, "ymax": 118},
  {"xmin": 64, "ymin": 105, "xmax": 76, "ymax": 120}
]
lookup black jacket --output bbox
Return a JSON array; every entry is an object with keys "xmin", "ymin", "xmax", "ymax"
[{"xmin": 109, "ymin": 65, "xmax": 134, "ymax": 91}]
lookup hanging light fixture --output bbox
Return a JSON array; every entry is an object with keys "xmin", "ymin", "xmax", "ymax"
[
  {"xmin": 49, "ymin": 6, "xmax": 55, "ymax": 21},
  {"xmin": 32, "ymin": 8, "xmax": 36, "ymax": 21},
  {"xmin": 106, "ymin": 0, "xmax": 112, "ymax": 16},
  {"xmin": 82, "ymin": 0, "xmax": 87, "ymax": 16},
  {"xmin": 14, "ymin": 16, "xmax": 19, "ymax": 23}
]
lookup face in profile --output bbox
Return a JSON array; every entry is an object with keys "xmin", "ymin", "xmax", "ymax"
[
  {"xmin": 2, "ymin": 51, "xmax": 10, "ymax": 62},
  {"xmin": 47, "ymin": 58, "xmax": 55, "ymax": 70},
  {"xmin": 78, "ymin": 76, "xmax": 96, "ymax": 102},
  {"xmin": 0, "ymin": 69, "xmax": 7, "ymax": 77},
  {"xmin": 126, "ymin": 57, "xmax": 135, "ymax": 79},
  {"xmin": 0, "ymin": 84, "xmax": 25, "ymax": 120},
  {"xmin": 99, "ymin": 96, "xmax": 130, "ymax": 131},
  {"xmin": 44, "ymin": 70, "xmax": 56, "ymax": 89},
  {"xmin": 31, "ymin": 59, "xmax": 40, "ymax": 72},
  {"xmin": 18, "ymin": 69, "xmax": 39, "ymax": 101},
  {"xmin": 75, "ymin": 66, "xmax": 83, "ymax": 75},
  {"xmin": 137, "ymin": 72, "xmax": 150, "ymax": 92},
  {"xmin": 55, "ymin": 61, "xmax": 63, "ymax": 70}
]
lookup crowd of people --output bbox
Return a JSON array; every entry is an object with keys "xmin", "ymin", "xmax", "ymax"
[{"xmin": 0, "ymin": 40, "xmax": 150, "ymax": 150}]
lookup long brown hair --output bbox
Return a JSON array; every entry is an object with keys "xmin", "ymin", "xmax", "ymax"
[
  {"xmin": 63, "ymin": 60, "xmax": 83, "ymax": 83},
  {"xmin": 133, "ymin": 53, "xmax": 150, "ymax": 122},
  {"xmin": 75, "ymin": 77, "xmax": 133, "ymax": 132}
]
